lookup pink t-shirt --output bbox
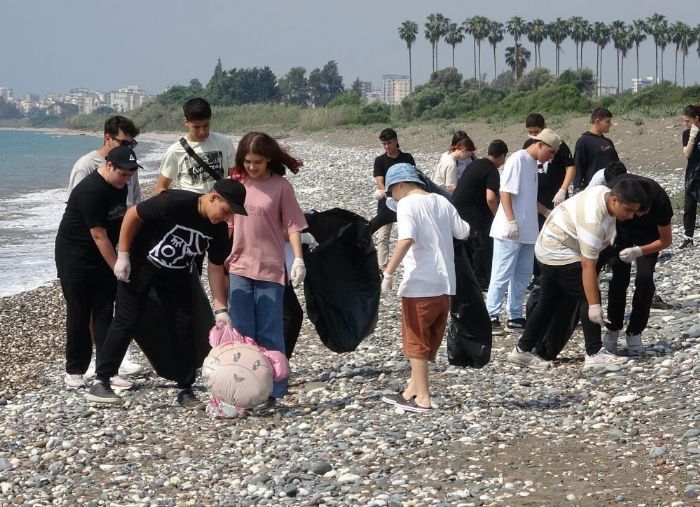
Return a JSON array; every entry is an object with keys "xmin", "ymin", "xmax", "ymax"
[{"xmin": 226, "ymin": 174, "xmax": 307, "ymax": 284}]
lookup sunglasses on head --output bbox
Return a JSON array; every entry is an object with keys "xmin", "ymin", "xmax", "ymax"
[{"xmin": 112, "ymin": 136, "xmax": 138, "ymax": 148}]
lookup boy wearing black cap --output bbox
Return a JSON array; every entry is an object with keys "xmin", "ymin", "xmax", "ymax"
[
  {"xmin": 56, "ymin": 146, "xmax": 141, "ymax": 390},
  {"xmin": 88, "ymin": 178, "xmax": 248, "ymax": 408}
]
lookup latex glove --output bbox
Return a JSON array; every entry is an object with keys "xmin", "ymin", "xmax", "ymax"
[
  {"xmin": 588, "ymin": 304, "xmax": 606, "ymax": 326},
  {"xmin": 504, "ymin": 220, "xmax": 519, "ymax": 240},
  {"xmin": 381, "ymin": 271, "xmax": 394, "ymax": 296},
  {"xmin": 300, "ymin": 232, "xmax": 318, "ymax": 250},
  {"xmin": 215, "ymin": 310, "xmax": 231, "ymax": 327},
  {"xmin": 114, "ymin": 251, "xmax": 131, "ymax": 282},
  {"xmin": 374, "ymin": 188, "xmax": 386, "ymax": 200},
  {"xmin": 619, "ymin": 246, "xmax": 643, "ymax": 263},
  {"xmin": 690, "ymin": 124, "xmax": 699, "ymax": 138},
  {"xmin": 552, "ymin": 188, "xmax": 567, "ymax": 206},
  {"xmin": 290, "ymin": 258, "xmax": 306, "ymax": 287}
]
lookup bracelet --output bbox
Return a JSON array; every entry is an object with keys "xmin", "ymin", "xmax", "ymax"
[{"xmin": 214, "ymin": 308, "xmax": 228, "ymax": 315}]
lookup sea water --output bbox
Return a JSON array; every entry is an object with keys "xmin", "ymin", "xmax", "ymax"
[{"xmin": 0, "ymin": 130, "xmax": 169, "ymax": 297}]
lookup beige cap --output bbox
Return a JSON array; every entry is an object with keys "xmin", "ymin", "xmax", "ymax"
[{"xmin": 533, "ymin": 128, "xmax": 562, "ymax": 152}]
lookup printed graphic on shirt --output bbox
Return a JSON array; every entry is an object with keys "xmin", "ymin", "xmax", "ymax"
[
  {"xmin": 148, "ymin": 225, "xmax": 212, "ymax": 269},
  {"xmin": 107, "ymin": 204, "xmax": 127, "ymax": 222},
  {"xmin": 184, "ymin": 151, "xmax": 224, "ymax": 185}
]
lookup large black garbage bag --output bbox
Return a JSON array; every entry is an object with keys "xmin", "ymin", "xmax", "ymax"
[
  {"xmin": 133, "ymin": 270, "xmax": 213, "ymax": 381},
  {"xmin": 283, "ymin": 282, "xmax": 303, "ymax": 359},
  {"xmin": 303, "ymin": 208, "xmax": 381, "ymax": 353},
  {"xmin": 446, "ymin": 240, "xmax": 492, "ymax": 368},
  {"xmin": 526, "ymin": 286, "xmax": 580, "ymax": 360}
]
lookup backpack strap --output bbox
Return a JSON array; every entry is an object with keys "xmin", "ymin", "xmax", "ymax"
[{"xmin": 179, "ymin": 137, "xmax": 222, "ymax": 181}]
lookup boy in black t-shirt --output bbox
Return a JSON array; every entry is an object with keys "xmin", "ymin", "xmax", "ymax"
[
  {"xmin": 55, "ymin": 146, "xmax": 141, "ymax": 389},
  {"xmin": 573, "ymin": 107, "xmax": 620, "ymax": 191},
  {"xmin": 87, "ymin": 178, "xmax": 248, "ymax": 408}
]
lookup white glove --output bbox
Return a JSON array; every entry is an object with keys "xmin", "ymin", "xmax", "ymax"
[
  {"xmin": 381, "ymin": 271, "xmax": 394, "ymax": 297},
  {"xmin": 114, "ymin": 251, "xmax": 131, "ymax": 282},
  {"xmin": 374, "ymin": 189, "xmax": 385, "ymax": 200},
  {"xmin": 588, "ymin": 304, "xmax": 606, "ymax": 326},
  {"xmin": 215, "ymin": 310, "xmax": 231, "ymax": 327},
  {"xmin": 690, "ymin": 124, "xmax": 699, "ymax": 138},
  {"xmin": 300, "ymin": 232, "xmax": 318, "ymax": 250},
  {"xmin": 552, "ymin": 188, "xmax": 567, "ymax": 206},
  {"xmin": 290, "ymin": 258, "xmax": 306, "ymax": 287},
  {"xmin": 619, "ymin": 246, "xmax": 643, "ymax": 263},
  {"xmin": 504, "ymin": 220, "xmax": 519, "ymax": 240}
]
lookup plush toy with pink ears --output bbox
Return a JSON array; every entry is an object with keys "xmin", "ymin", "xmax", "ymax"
[{"xmin": 203, "ymin": 324, "xmax": 290, "ymax": 418}]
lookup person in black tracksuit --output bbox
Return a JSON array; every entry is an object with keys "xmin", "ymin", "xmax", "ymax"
[
  {"xmin": 573, "ymin": 107, "xmax": 620, "ymax": 191},
  {"xmin": 680, "ymin": 104, "xmax": 700, "ymax": 249}
]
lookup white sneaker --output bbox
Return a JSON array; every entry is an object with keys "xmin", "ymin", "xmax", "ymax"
[
  {"xmin": 602, "ymin": 329, "xmax": 620, "ymax": 353},
  {"xmin": 625, "ymin": 334, "xmax": 644, "ymax": 356},
  {"xmin": 84, "ymin": 358, "xmax": 96, "ymax": 379},
  {"xmin": 584, "ymin": 349, "xmax": 628, "ymax": 370},
  {"xmin": 118, "ymin": 354, "xmax": 144, "ymax": 377},
  {"xmin": 109, "ymin": 375, "xmax": 133, "ymax": 390},
  {"xmin": 507, "ymin": 346, "xmax": 552, "ymax": 370},
  {"xmin": 64, "ymin": 373, "xmax": 86, "ymax": 389}
]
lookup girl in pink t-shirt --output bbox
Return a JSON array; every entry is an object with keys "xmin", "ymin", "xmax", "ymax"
[{"xmin": 226, "ymin": 132, "xmax": 307, "ymax": 405}]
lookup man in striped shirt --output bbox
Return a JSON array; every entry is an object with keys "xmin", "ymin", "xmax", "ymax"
[{"xmin": 507, "ymin": 178, "xmax": 647, "ymax": 370}]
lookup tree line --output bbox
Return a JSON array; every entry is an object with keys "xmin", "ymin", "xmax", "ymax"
[{"xmin": 398, "ymin": 13, "xmax": 699, "ymax": 95}]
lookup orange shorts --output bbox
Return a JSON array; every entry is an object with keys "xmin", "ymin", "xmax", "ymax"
[{"xmin": 401, "ymin": 295, "xmax": 450, "ymax": 361}]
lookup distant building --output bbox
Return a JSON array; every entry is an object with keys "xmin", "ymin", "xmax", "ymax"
[
  {"xmin": 632, "ymin": 76, "xmax": 655, "ymax": 93},
  {"xmin": 382, "ymin": 74, "xmax": 410, "ymax": 105},
  {"xmin": 108, "ymin": 85, "xmax": 152, "ymax": 112},
  {"xmin": 0, "ymin": 87, "xmax": 13, "ymax": 101},
  {"xmin": 365, "ymin": 90, "xmax": 383, "ymax": 104},
  {"xmin": 596, "ymin": 84, "xmax": 618, "ymax": 97},
  {"xmin": 357, "ymin": 81, "xmax": 373, "ymax": 97}
]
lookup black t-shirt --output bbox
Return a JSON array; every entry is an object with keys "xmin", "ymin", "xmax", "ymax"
[
  {"xmin": 131, "ymin": 190, "xmax": 230, "ymax": 269},
  {"xmin": 607, "ymin": 173, "xmax": 673, "ymax": 245},
  {"xmin": 373, "ymin": 151, "xmax": 416, "ymax": 179},
  {"xmin": 573, "ymin": 131, "xmax": 619, "ymax": 189},
  {"xmin": 682, "ymin": 129, "xmax": 700, "ymax": 187},
  {"xmin": 55, "ymin": 170, "xmax": 127, "ymax": 282},
  {"xmin": 451, "ymin": 157, "xmax": 500, "ymax": 227},
  {"xmin": 523, "ymin": 138, "xmax": 575, "ymax": 208}
]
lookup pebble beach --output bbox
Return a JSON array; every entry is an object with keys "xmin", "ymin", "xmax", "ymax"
[{"xmin": 2, "ymin": 119, "xmax": 700, "ymax": 506}]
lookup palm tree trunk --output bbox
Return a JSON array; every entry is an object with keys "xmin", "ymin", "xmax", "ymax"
[
  {"xmin": 616, "ymin": 50, "xmax": 620, "ymax": 94},
  {"xmin": 635, "ymin": 43, "xmax": 640, "ymax": 86},
  {"xmin": 452, "ymin": 45, "xmax": 456, "ymax": 68},
  {"xmin": 580, "ymin": 43, "xmax": 584, "ymax": 69},
  {"xmin": 596, "ymin": 44, "xmax": 600, "ymax": 95},
  {"xmin": 492, "ymin": 44, "xmax": 497, "ymax": 81},
  {"xmin": 660, "ymin": 48, "xmax": 664, "ymax": 81},
  {"xmin": 600, "ymin": 48, "xmax": 604, "ymax": 92},
  {"xmin": 621, "ymin": 53, "xmax": 625, "ymax": 92},
  {"xmin": 655, "ymin": 45, "xmax": 659, "ymax": 83},
  {"xmin": 473, "ymin": 39, "xmax": 477, "ymax": 80},
  {"xmin": 674, "ymin": 47, "xmax": 678, "ymax": 85},
  {"xmin": 477, "ymin": 41, "xmax": 482, "ymax": 86},
  {"xmin": 683, "ymin": 53, "xmax": 686, "ymax": 86},
  {"xmin": 409, "ymin": 47, "xmax": 413, "ymax": 92}
]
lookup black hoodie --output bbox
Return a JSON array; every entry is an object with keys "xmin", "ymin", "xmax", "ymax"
[{"xmin": 573, "ymin": 131, "xmax": 619, "ymax": 189}]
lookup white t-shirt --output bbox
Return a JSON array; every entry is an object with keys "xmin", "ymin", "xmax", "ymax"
[
  {"xmin": 395, "ymin": 192, "xmax": 470, "ymax": 297},
  {"xmin": 587, "ymin": 168, "xmax": 607, "ymax": 187},
  {"xmin": 432, "ymin": 151, "xmax": 458, "ymax": 190},
  {"xmin": 159, "ymin": 132, "xmax": 235, "ymax": 193},
  {"xmin": 490, "ymin": 149, "xmax": 540, "ymax": 244},
  {"xmin": 66, "ymin": 150, "xmax": 141, "ymax": 206}
]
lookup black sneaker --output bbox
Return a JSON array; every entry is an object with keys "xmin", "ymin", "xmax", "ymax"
[
  {"xmin": 86, "ymin": 381, "xmax": 123, "ymax": 405},
  {"xmin": 680, "ymin": 238, "xmax": 694, "ymax": 249},
  {"xmin": 490, "ymin": 316, "xmax": 505, "ymax": 336},
  {"xmin": 395, "ymin": 396, "xmax": 432, "ymax": 413},
  {"xmin": 650, "ymin": 294, "xmax": 674, "ymax": 310},
  {"xmin": 381, "ymin": 392, "xmax": 407, "ymax": 405},
  {"xmin": 177, "ymin": 389, "xmax": 204, "ymax": 410},
  {"xmin": 505, "ymin": 318, "xmax": 527, "ymax": 332}
]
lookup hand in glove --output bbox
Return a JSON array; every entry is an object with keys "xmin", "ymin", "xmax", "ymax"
[
  {"xmin": 300, "ymin": 232, "xmax": 319, "ymax": 250},
  {"xmin": 587, "ymin": 303, "xmax": 606, "ymax": 326},
  {"xmin": 619, "ymin": 246, "xmax": 643, "ymax": 263},
  {"xmin": 690, "ymin": 124, "xmax": 699, "ymax": 138},
  {"xmin": 504, "ymin": 220, "xmax": 519, "ymax": 240},
  {"xmin": 290, "ymin": 258, "xmax": 306, "ymax": 287},
  {"xmin": 215, "ymin": 310, "xmax": 231, "ymax": 327},
  {"xmin": 381, "ymin": 271, "xmax": 394, "ymax": 297},
  {"xmin": 552, "ymin": 188, "xmax": 567, "ymax": 206},
  {"xmin": 114, "ymin": 251, "xmax": 131, "ymax": 282},
  {"xmin": 374, "ymin": 188, "xmax": 385, "ymax": 200}
]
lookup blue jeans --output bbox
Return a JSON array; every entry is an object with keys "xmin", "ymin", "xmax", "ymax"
[
  {"xmin": 486, "ymin": 239, "xmax": 535, "ymax": 319},
  {"xmin": 228, "ymin": 274, "xmax": 287, "ymax": 398}
]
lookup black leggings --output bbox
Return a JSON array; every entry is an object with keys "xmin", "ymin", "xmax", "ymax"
[{"xmin": 684, "ymin": 190, "xmax": 698, "ymax": 238}]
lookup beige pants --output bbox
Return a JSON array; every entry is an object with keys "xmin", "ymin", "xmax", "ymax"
[{"xmin": 375, "ymin": 223, "xmax": 393, "ymax": 270}]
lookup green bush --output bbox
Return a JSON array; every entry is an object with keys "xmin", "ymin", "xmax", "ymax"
[{"xmin": 473, "ymin": 83, "xmax": 592, "ymax": 118}]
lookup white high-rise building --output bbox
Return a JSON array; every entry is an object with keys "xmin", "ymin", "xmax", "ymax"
[
  {"xmin": 0, "ymin": 87, "xmax": 13, "ymax": 101},
  {"xmin": 382, "ymin": 74, "xmax": 410, "ymax": 105}
]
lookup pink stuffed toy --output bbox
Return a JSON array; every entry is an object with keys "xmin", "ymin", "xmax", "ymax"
[{"xmin": 202, "ymin": 324, "xmax": 290, "ymax": 418}]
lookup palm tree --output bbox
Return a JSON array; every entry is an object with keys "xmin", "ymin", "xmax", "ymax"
[
  {"xmin": 570, "ymin": 16, "xmax": 591, "ymax": 69},
  {"xmin": 527, "ymin": 18, "xmax": 547, "ymax": 68},
  {"xmin": 425, "ymin": 13, "xmax": 448, "ymax": 72},
  {"xmin": 591, "ymin": 21, "xmax": 611, "ymax": 93},
  {"xmin": 629, "ymin": 20, "xmax": 647, "ymax": 87},
  {"xmin": 547, "ymin": 18, "xmax": 570, "ymax": 76},
  {"xmin": 398, "ymin": 20, "xmax": 419, "ymax": 92},
  {"xmin": 471, "ymin": 16, "xmax": 491, "ymax": 85},
  {"xmin": 671, "ymin": 21, "xmax": 691, "ymax": 85},
  {"xmin": 610, "ymin": 21, "xmax": 627, "ymax": 94},
  {"xmin": 646, "ymin": 13, "xmax": 668, "ymax": 83},
  {"xmin": 444, "ymin": 22, "xmax": 465, "ymax": 69},
  {"xmin": 487, "ymin": 21, "xmax": 504, "ymax": 81},
  {"xmin": 505, "ymin": 45, "xmax": 531, "ymax": 79}
]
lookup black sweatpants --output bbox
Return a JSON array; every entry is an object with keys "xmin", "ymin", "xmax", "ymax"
[
  {"xmin": 684, "ymin": 190, "xmax": 698, "ymax": 238},
  {"xmin": 607, "ymin": 252, "xmax": 658, "ymax": 336},
  {"xmin": 96, "ymin": 262, "xmax": 194, "ymax": 388},
  {"xmin": 466, "ymin": 221, "xmax": 493, "ymax": 291},
  {"xmin": 368, "ymin": 198, "xmax": 396, "ymax": 234},
  {"xmin": 518, "ymin": 262, "xmax": 602, "ymax": 357},
  {"xmin": 60, "ymin": 277, "xmax": 116, "ymax": 375}
]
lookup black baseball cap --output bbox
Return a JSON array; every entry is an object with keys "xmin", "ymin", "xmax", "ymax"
[
  {"xmin": 213, "ymin": 179, "xmax": 248, "ymax": 216},
  {"xmin": 106, "ymin": 146, "xmax": 142, "ymax": 171}
]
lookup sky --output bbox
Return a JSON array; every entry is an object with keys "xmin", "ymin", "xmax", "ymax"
[{"xmin": 2, "ymin": 0, "xmax": 699, "ymax": 97}]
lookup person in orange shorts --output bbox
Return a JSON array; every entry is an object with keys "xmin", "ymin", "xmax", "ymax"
[{"xmin": 380, "ymin": 163, "xmax": 470, "ymax": 413}]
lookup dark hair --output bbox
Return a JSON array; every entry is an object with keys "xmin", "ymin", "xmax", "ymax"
[
  {"xmin": 603, "ymin": 161, "xmax": 628, "ymax": 183},
  {"xmin": 232, "ymin": 132, "xmax": 303, "ymax": 179},
  {"xmin": 183, "ymin": 97, "xmax": 212, "ymax": 121},
  {"xmin": 591, "ymin": 107, "xmax": 613, "ymax": 122},
  {"xmin": 379, "ymin": 128, "xmax": 398, "ymax": 142},
  {"xmin": 525, "ymin": 113, "xmax": 545, "ymax": 129},
  {"xmin": 487, "ymin": 139, "xmax": 509, "ymax": 158},
  {"xmin": 451, "ymin": 130, "xmax": 475, "ymax": 151},
  {"xmin": 610, "ymin": 178, "xmax": 646, "ymax": 206},
  {"xmin": 683, "ymin": 104, "xmax": 700, "ymax": 118},
  {"xmin": 103, "ymin": 115, "xmax": 139, "ymax": 138}
]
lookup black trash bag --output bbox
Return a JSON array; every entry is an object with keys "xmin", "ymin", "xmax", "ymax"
[
  {"xmin": 416, "ymin": 168, "xmax": 451, "ymax": 199},
  {"xmin": 303, "ymin": 208, "xmax": 381, "ymax": 353},
  {"xmin": 446, "ymin": 239, "xmax": 492, "ymax": 368},
  {"xmin": 526, "ymin": 286, "xmax": 581, "ymax": 360},
  {"xmin": 132, "ymin": 270, "xmax": 213, "ymax": 381},
  {"xmin": 283, "ymin": 282, "xmax": 303, "ymax": 359}
]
